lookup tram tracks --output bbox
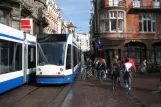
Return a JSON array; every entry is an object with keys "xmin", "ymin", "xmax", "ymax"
[
  {"xmin": 0, "ymin": 83, "xmax": 72, "ymax": 107},
  {"xmin": 47, "ymin": 86, "xmax": 66, "ymax": 107},
  {"xmin": 7, "ymin": 87, "xmax": 39, "ymax": 107}
]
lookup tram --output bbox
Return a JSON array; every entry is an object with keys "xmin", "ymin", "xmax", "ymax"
[
  {"xmin": 36, "ymin": 34, "xmax": 81, "ymax": 84},
  {"xmin": 0, "ymin": 23, "xmax": 36, "ymax": 94}
]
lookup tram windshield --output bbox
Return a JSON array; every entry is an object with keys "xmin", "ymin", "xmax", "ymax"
[{"xmin": 37, "ymin": 42, "xmax": 66, "ymax": 66}]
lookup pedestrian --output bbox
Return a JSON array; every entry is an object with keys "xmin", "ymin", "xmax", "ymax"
[
  {"xmin": 111, "ymin": 58, "xmax": 120, "ymax": 89},
  {"xmin": 98, "ymin": 58, "xmax": 107, "ymax": 82},
  {"xmin": 123, "ymin": 57, "xmax": 133, "ymax": 91},
  {"xmin": 115, "ymin": 55, "xmax": 121, "ymax": 84},
  {"xmin": 141, "ymin": 59, "xmax": 147, "ymax": 74}
]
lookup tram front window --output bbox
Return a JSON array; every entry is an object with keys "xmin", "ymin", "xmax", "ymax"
[{"xmin": 38, "ymin": 42, "xmax": 66, "ymax": 66}]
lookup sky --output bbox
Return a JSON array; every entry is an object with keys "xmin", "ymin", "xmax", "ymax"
[{"xmin": 57, "ymin": 0, "xmax": 91, "ymax": 33}]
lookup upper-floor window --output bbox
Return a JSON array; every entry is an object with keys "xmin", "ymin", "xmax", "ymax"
[
  {"xmin": 139, "ymin": 14, "xmax": 156, "ymax": 33},
  {"xmin": 133, "ymin": 0, "xmax": 141, "ymax": 8},
  {"xmin": 109, "ymin": 0, "xmax": 124, "ymax": 7},
  {"xmin": 100, "ymin": 11, "xmax": 124, "ymax": 33},
  {"xmin": 153, "ymin": 0, "xmax": 160, "ymax": 8}
]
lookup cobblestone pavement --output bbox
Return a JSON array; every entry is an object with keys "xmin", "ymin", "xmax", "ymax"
[
  {"xmin": 131, "ymin": 73, "xmax": 161, "ymax": 107},
  {"xmin": 70, "ymin": 73, "xmax": 161, "ymax": 107}
]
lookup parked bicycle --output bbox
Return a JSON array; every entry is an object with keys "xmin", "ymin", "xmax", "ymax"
[{"xmin": 81, "ymin": 58, "xmax": 97, "ymax": 80}]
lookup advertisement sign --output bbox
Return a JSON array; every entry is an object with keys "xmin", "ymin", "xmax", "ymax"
[{"xmin": 20, "ymin": 19, "xmax": 33, "ymax": 31}]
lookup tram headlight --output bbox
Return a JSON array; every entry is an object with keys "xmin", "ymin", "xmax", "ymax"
[
  {"xmin": 60, "ymin": 68, "xmax": 63, "ymax": 71},
  {"xmin": 38, "ymin": 68, "xmax": 41, "ymax": 71}
]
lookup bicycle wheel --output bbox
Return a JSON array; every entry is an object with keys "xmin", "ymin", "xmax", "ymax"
[{"xmin": 93, "ymin": 69, "xmax": 97, "ymax": 79}]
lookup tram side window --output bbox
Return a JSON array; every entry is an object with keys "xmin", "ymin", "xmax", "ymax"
[
  {"xmin": 73, "ymin": 46, "xmax": 78, "ymax": 67},
  {"xmin": 66, "ymin": 44, "xmax": 71, "ymax": 69},
  {"xmin": 76, "ymin": 48, "xmax": 79, "ymax": 64},
  {"xmin": 73, "ymin": 46, "xmax": 76, "ymax": 67},
  {"xmin": 15, "ymin": 44, "xmax": 22, "ymax": 71},
  {"xmin": 78, "ymin": 50, "xmax": 81, "ymax": 62},
  {"xmin": 0, "ymin": 40, "xmax": 22, "ymax": 74},
  {"xmin": 28, "ymin": 46, "xmax": 36, "ymax": 68}
]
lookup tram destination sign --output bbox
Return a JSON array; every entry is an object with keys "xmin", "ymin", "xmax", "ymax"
[{"xmin": 20, "ymin": 19, "xmax": 33, "ymax": 31}]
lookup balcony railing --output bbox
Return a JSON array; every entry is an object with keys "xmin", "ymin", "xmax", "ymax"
[
  {"xmin": 129, "ymin": 1, "xmax": 161, "ymax": 9},
  {"xmin": 106, "ymin": 1, "xmax": 126, "ymax": 7}
]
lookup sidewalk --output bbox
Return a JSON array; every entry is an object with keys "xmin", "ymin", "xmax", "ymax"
[
  {"xmin": 70, "ymin": 78, "xmax": 136, "ymax": 107},
  {"xmin": 70, "ymin": 73, "xmax": 161, "ymax": 107}
]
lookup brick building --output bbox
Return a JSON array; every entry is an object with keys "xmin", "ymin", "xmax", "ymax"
[{"xmin": 91, "ymin": 0, "xmax": 161, "ymax": 64}]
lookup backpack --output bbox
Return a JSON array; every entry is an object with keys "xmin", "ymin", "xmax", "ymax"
[{"xmin": 112, "ymin": 64, "xmax": 120, "ymax": 76}]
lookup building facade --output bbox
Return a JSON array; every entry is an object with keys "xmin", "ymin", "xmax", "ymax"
[
  {"xmin": 44, "ymin": 0, "xmax": 60, "ymax": 34},
  {"xmin": 91, "ymin": 0, "xmax": 161, "ymax": 64},
  {"xmin": 64, "ymin": 21, "xmax": 76, "ymax": 37},
  {"xmin": 0, "ymin": 0, "xmax": 48, "ymax": 35},
  {"xmin": 76, "ymin": 33, "xmax": 90, "ymax": 52}
]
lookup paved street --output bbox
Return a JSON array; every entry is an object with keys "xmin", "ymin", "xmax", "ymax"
[{"xmin": 70, "ymin": 73, "xmax": 161, "ymax": 107}]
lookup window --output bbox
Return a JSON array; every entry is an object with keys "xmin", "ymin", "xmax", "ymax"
[
  {"xmin": 0, "ymin": 39, "xmax": 22, "ymax": 74},
  {"xmin": 153, "ymin": 0, "xmax": 160, "ymax": 8},
  {"xmin": 28, "ymin": 46, "xmax": 36, "ymax": 68},
  {"xmin": 133, "ymin": 0, "xmax": 141, "ymax": 8},
  {"xmin": 66, "ymin": 44, "xmax": 71, "ymax": 69},
  {"xmin": 100, "ymin": 11, "xmax": 124, "ymax": 33},
  {"xmin": 118, "ymin": 20, "xmax": 123, "ymax": 31},
  {"xmin": 110, "ymin": 19, "xmax": 117, "ymax": 31},
  {"xmin": 73, "ymin": 46, "xmax": 78, "ymax": 67},
  {"xmin": 39, "ymin": 42, "xmax": 66, "ymax": 65},
  {"xmin": 139, "ymin": 14, "xmax": 156, "ymax": 33},
  {"xmin": 109, "ymin": 0, "xmax": 120, "ymax": 6}
]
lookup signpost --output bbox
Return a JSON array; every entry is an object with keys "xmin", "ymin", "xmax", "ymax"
[{"xmin": 20, "ymin": 19, "xmax": 33, "ymax": 83}]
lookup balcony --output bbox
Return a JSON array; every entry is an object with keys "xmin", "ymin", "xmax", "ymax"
[
  {"xmin": 105, "ymin": 0, "xmax": 126, "ymax": 9},
  {"xmin": 128, "ymin": 1, "xmax": 161, "ymax": 13}
]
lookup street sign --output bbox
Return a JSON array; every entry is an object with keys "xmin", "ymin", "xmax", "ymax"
[{"xmin": 20, "ymin": 19, "xmax": 33, "ymax": 31}]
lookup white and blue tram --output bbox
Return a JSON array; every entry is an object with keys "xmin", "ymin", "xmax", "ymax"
[
  {"xmin": 0, "ymin": 23, "xmax": 36, "ymax": 94},
  {"xmin": 36, "ymin": 34, "xmax": 81, "ymax": 84}
]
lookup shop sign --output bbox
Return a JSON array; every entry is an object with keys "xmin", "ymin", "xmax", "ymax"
[{"xmin": 131, "ymin": 40, "xmax": 141, "ymax": 42}]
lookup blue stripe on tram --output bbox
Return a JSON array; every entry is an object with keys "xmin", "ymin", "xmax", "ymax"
[
  {"xmin": 0, "ymin": 73, "xmax": 35, "ymax": 94},
  {"xmin": 0, "ymin": 33, "xmax": 24, "ymax": 41}
]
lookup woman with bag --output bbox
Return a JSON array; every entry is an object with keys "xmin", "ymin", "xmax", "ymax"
[
  {"xmin": 98, "ymin": 58, "xmax": 107, "ymax": 82},
  {"xmin": 111, "ymin": 58, "xmax": 120, "ymax": 89}
]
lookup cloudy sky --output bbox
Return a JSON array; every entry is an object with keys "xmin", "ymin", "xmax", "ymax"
[{"xmin": 57, "ymin": 0, "xmax": 91, "ymax": 33}]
